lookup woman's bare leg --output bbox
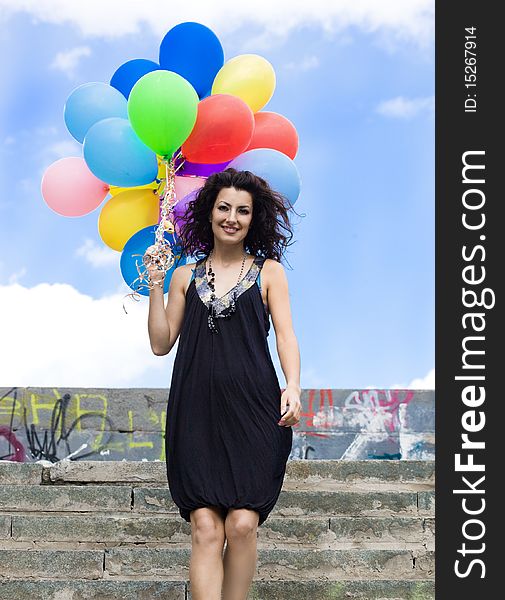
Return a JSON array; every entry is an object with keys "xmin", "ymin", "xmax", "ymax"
[
  {"xmin": 222, "ymin": 508, "xmax": 260, "ymax": 600},
  {"xmin": 189, "ymin": 507, "xmax": 226, "ymax": 600}
]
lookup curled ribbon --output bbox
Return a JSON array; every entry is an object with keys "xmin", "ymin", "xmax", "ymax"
[{"xmin": 122, "ymin": 152, "xmax": 186, "ymax": 313}]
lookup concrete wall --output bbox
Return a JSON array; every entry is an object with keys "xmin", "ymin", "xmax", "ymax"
[{"xmin": 0, "ymin": 387, "xmax": 434, "ymax": 463}]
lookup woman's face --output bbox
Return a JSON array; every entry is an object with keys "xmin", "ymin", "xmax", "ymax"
[{"xmin": 210, "ymin": 187, "xmax": 253, "ymax": 245}]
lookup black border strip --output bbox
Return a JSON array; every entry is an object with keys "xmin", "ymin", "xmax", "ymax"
[{"xmin": 436, "ymin": 1, "xmax": 500, "ymax": 595}]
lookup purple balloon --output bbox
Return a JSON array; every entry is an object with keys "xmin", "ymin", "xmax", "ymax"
[
  {"xmin": 176, "ymin": 155, "xmax": 230, "ymax": 177},
  {"xmin": 173, "ymin": 188, "xmax": 200, "ymax": 235}
]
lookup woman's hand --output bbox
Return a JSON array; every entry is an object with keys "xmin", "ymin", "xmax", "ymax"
[
  {"xmin": 278, "ymin": 385, "xmax": 301, "ymax": 427},
  {"xmin": 143, "ymin": 244, "xmax": 166, "ymax": 285}
]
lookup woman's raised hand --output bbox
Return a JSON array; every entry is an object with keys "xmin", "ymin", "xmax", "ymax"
[{"xmin": 143, "ymin": 244, "xmax": 166, "ymax": 285}]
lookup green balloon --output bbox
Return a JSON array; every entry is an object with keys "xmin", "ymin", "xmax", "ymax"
[{"xmin": 127, "ymin": 70, "xmax": 199, "ymax": 158}]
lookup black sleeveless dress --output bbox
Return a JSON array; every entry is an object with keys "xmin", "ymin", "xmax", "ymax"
[{"xmin": 165, "ymin": 254, "xmax": 293, "ymax": 526}]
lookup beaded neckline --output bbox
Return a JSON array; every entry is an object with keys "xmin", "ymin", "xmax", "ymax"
[{"xmin": 194, "ymin": 254, "xmax": 264, "ymax": 319}]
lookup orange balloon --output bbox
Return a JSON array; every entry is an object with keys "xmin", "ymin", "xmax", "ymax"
[
  {"xmin": 246, "ymin": 111, "xmax": 299, "ymax": 159},
  {"xmin": 182, "ymin": 94, "xmax": 254, "ymax": 164}
]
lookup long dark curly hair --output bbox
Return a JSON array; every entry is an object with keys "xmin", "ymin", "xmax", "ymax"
[{"xmin": 174, "ymin": 168, "xmax": 296, "ymax": 263}]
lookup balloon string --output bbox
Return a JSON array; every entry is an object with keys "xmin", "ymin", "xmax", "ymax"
[
  {"xmin": 174, "ymin": 158, "xmax": 186, "ymax": 174},
  {"xmin": 122, "ymin": 157, "xmax": 178, "ymax": 313},
  {"xmin": 156, "ymin": 156, "xmax": 176, "ymax": 243}
]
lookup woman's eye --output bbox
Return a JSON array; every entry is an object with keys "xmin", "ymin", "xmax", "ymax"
[{"xmin": 217, "ymin": 206, "xmax": 249, "ymax": 214}]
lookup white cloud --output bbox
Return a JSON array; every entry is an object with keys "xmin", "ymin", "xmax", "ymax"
[
  {"xmin": 34, "ymin": 126, "xmax": 59, "ymax": 137},
  {"xmin": 0, "ymin": 1, "xmax": 434, "ymax": 46},
  {"xmin": 5, "ymin": 127, "xmax": 81, "ymax": 170},
  {"xmin": 8, "ymin": 267, "xmax": 27, "ymax": 284},
  {"xmin": 50, "ymin": 46, "xmax": 91, "ymax": 78},
  {"xmin": 0, "ymin": 282, "xmax": 175, "ymax": 387},
  {"xmin": 285, "ymin": 55, "xmax": 319, "ymax": 71},
  {"xmin": 300, "ymin": 365, "xmax": 327, "ymax": 388},
  {"xmin": 376, "ymin": 95, "xmax": 434, "ymax": 119},
  {"xmin": 390, "ymin": 367, "xmax": 435, "ymax": 390},
  {"xmin": 45, "ymin": 139, "xmax": 82, "ymax": 160},
  {"xmin": 75, "ymin": 238, "xmax": 118, "ymax": 268}
]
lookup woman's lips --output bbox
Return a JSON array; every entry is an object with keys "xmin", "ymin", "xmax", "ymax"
[{"xmin": 222, "ymin": 226, "xmax": 238, "ymax": 234}]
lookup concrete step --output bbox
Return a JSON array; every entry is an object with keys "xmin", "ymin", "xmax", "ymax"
[
  {"xmin": 0, "ymin": 459, "xmax": 434, "ymax": 486},
  {"xmin": 0, "ymin": 578, "xmax": 435, "ymax": 600},
  {"xmin": 0, "ymin": 484, "xmax": 434, "ymax": 517},
  {"xmin": 132, "ymin": 487, "xmax": 435, "ymax": 517},
  {"xmin": 1, "ymin": 513, "xmax": 434, "ymax": 548},
  {"xmin": 0, "ymin": 547, "xmax": 434, "ymax": 581},
  {"xmin": 0, "ymin": 484, "xmax": 133, "ymax": 512},
  {"xmin": 46, "ymin": 459, "xmax": 435, "ymax": 485}
]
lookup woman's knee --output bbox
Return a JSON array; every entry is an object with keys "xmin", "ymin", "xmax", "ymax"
[
  {"xmin": 225, "ymin": 509, "xmax": 259, "ymax": 542},
  {"xmin": 190, "ymin": 507, "xmax": 226, "ymax": 546}
]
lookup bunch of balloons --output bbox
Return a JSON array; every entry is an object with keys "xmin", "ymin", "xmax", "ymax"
[{"xmin": 40, "ymin": 21, "xmax": 301, "ymax": 298}]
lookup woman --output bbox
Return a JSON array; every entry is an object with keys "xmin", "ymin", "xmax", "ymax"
[{"xmin": 145, "ymin": 168, "xmax": 301, "ymax": 600}]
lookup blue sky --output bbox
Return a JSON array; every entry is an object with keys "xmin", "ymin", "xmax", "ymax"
[{"xmin": 0, "ymin": 1, "xmax": 434, "ymax": 389}]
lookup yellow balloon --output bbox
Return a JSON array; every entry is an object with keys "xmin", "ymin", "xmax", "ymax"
[
  {"xmin": 108, "ymin": 182, "xmax": 155, "ymax": 196},
  {"xmin": 211, "ymin": 54, "xmax": 276, "ymax": 113},
  {"xmin": 98, "ymin": 188, "xmax": 160, "ymax": 251}
]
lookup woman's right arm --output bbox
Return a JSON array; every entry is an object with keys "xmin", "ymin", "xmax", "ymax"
[{"xmin": 148, "ymin": 264, "xmax": 190, "ymax": 356}]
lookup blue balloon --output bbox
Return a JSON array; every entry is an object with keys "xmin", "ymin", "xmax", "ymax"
[
  {"xmin": 64, "ymin": 82, "xmax": 128, "ymax": 143},
  {"xmin": 120, "ymin": 226, "xmax": 187, "ymax": 296},
  {"xmin": 229, "ymin": 149, "xmax": 301, "ymax": 206},
  {"xmin": 159, "ymin": 22, "xmax": 224, "ymax": 99},
  {"xmin": 110, "ymin": 59, "xmax": 162, "ymax": 99},
  {"xmin": 83, "ymin": 117, "xmax": 158, "ymax": 187}
]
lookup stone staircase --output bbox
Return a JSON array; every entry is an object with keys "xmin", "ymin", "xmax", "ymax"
[{"xmin": 0, "ymin": 460, "xmax": 435, "ymax": 599}]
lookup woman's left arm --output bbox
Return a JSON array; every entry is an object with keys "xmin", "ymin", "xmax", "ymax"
[{"xmin": 264, "ymin": 259, "xmax": 302, "ymax": 428}]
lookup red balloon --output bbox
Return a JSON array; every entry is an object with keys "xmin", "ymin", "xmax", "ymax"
[
  {"xmin": 182, "ymin": 94, "xmax": 254, "ymax": 163},
  {"xmin": 246, "ymin": 111, "xmax": 299, "ymax": 159}
]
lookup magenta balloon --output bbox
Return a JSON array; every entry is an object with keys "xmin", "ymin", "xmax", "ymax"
[{"xmin": 41, "ymin": 157, "xmax": 109, "ymax": 217}]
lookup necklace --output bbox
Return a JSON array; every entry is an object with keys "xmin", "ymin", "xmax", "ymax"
[
  {"xmin": 207, "ymin": 249, "xmax": 248, "ymax": 301},
  {"xmin": 206, "ymin": 249, "xmax": 248, "ymax": 333}
]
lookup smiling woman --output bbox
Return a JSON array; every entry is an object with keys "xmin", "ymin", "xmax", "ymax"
[
  {"xmin": 144, "ymin": 167, "xmax": 301, "ymax": 599},
  {"xmin": 212, "ymin": 186, "xmax": 253, "ymax": 247}
]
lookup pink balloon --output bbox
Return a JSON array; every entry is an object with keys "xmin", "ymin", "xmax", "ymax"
[
  {"xmin": 172, "ymin": 177, "xmax": 206, "ymax": 235},
  {"xmin": 41, "ymin": 157, "xmax": 109, "ymax": 217},
  {"xmin": 174, "ymin": 175, "xmax": 206, "ymax": 203}
]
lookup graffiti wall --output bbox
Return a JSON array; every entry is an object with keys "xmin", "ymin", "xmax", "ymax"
[{"xmin": 0, "ymin": 387, "xmax": 434, "ymax": 463}]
